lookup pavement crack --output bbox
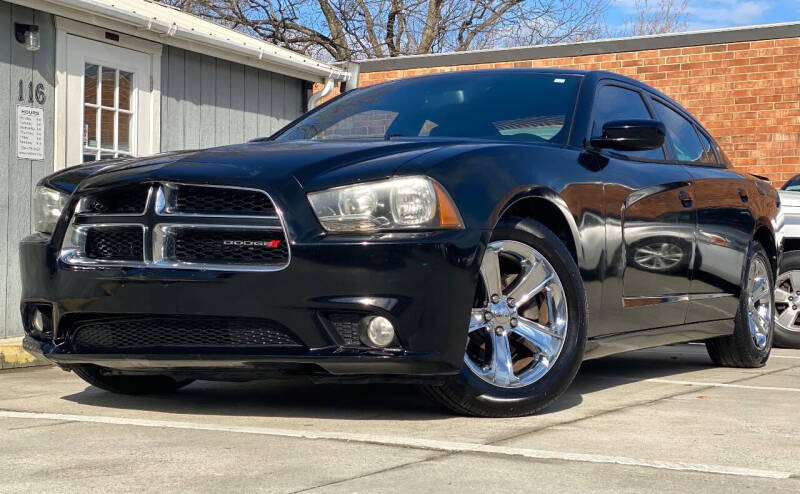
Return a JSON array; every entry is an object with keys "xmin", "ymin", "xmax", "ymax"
[
  {"xmin": 285, "ymin": 453, "xmax": 449, "ymax": 494},
  {"xmin": 7, "ymin": 419, "xmax": 76, "ymax": 431}
]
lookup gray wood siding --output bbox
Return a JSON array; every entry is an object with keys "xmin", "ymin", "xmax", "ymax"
[
  {"xmin": 1, "ymin": 3, "xmax": 55, "ymax": 338},
  {"xmin": 160, "ymin": 46, "xmax": 304, "ymax": 152}
]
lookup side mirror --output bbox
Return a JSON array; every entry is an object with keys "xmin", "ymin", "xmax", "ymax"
[{"xmin": 590, "ymin": 119, "xmax": 665, "ymax": 151}]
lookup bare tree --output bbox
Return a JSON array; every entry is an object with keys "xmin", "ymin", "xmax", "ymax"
[
  {"xmin": 160, "ymin": 0, "xmax": 612, "ymax": 61},
  {"xmin": 622, "ymin": 0, "xmax": 688, "ymax": 36}
]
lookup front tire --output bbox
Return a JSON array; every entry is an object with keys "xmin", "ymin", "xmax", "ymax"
[
  {"xmin": 706, "ymin": 242, "xmax": 774, "ymax": 367},
  {"xmin": 73, "ymin": 364, "xmax": 194, "ymax": 395},
  {"xmin": 774, "ymin": 250, "xmax": 800, "ymax": 348},
  {"xmin": 423, "ymin": 217, "xmax": 587, "ymax": 417}
]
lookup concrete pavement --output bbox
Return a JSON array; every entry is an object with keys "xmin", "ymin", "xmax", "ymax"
[{"xmin": 1, "ymin": 343, "xmax": 798, "ymax": 493}]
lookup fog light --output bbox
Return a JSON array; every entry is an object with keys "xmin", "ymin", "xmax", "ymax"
[
  {"xmin": 361, "ymin": 316, "xmax": 395, "ymax": 347},
  {"xmin": 31, "ymin": 309, "xmax": 45, "ymax": 332}
]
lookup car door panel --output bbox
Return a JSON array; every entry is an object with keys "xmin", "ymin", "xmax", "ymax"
[
  {"xmin": 685, "ymin": 167, "xmax": 754, "ymax": 322},
  {"xmin": 588, "ymin": 82, "xmax": 695, "ymax": 335},
  {"xmin": 600, "ymin": 161, "xmax": 695, "ymax": 334},
  {"xmin": 647, "ymin": 97, "xmax": 751, "ymax": 323}
]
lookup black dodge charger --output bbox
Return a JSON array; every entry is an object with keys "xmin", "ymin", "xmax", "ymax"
[{"xmin": 21, "ymin": 70, "xmax": 780, "ymax": 417}]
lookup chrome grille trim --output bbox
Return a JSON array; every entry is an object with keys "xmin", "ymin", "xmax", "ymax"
[
  {"xmin": 61, "ymin": 223, "xmax": 148, "ymax": 267},
  {"xmin": 75, "ymin": 185, "xmax": 153, "ymax": 217},
  {"xmin": 153, "ymin": 224, "xmax": 288, "ymax": 272},
  {"xmin": 155, "ymin": 182, "xmax": 279, "ymax": 219},
  {"xmin": 59, "ymin": 183, "xmax": 290, "ymax": 272}
]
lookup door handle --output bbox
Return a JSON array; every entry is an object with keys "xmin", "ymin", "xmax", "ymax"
[
  {"xmin": 738, "ymin": 188, "xmax": 749, "ymax": 203},
  {"xmin": 679, "ymin": 190, "xmax": 693, "ymax": 208}
]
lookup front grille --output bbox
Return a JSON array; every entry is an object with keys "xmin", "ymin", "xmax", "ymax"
[
  {"xmin": 325, "ymin": 313, "xmax": 364, "ymax": 346},
  {"xmin": 72, "ymin": 317, "xmax": 302, "ymax": 352},
  {"xmin": 62, "ymin": 183, "xmax": 289, "ymax": 270},
  {"xmin": 171, "ymin": 185, "xmax": 276, "ymax": 216},
  {"xmin": 82, "ymin": 185, "xmax": 150, "ymax": 214},
  {"xmin": 84, "ymin": 227, "xmax": 144, "ymax": 261},
  {"xmin": 170, "ymin": 229, "xmax": 288, "ymax": 265}
]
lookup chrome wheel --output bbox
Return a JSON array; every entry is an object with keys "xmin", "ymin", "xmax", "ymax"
[
  {"xmin": 633, "ymin": 242, "xmax": 683, "ymax": 271},
  {"xmin": 465, "ymin": 240, "xmax": 568, "ymax": 388},
  {"xmin": 746, "ymin": 257, "xmax": 772, "ymax": 350},
  {"xmin": 775, "ymin": 270, "xmax": 800, "ymax": 335}
]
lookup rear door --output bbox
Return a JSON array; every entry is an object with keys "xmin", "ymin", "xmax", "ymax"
[
  {"xmin": 592, "ymin": 83, "xmax": 695, "ymax": 333},
  {"xmin": 650, "ymin": 98, "xmax": 753, "ymax": 322}
]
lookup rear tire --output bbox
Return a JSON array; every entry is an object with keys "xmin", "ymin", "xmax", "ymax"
[
  {"xmin": 774, "ymin": 250, "xmax": 800, "ymax": 348},
  {"xmin": 73, "ymin": 364, "xmax": 194, "ymax": 395},
  {"xmin": 423, "ymin": 217, "xmax": 587, "ymax": 417},
  {"xmin": 706, "ymin": 242, "xmax": 773, "ymax": 367}
]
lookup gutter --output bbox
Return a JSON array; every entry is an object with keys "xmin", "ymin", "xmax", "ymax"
[{"xmin": 34, "ymin": 0, "xmax": 349, "ymax": 83}]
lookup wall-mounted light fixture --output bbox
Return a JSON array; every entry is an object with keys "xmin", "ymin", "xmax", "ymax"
[{"xmin": 15, "ymin": 23, "xmax": 40, "ymax": 52}]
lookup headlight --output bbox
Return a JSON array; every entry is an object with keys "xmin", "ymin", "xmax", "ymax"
[
  {"xmin": 32, "ymin": 186, "xmax": 70, "ymax": 234},
  {"xmin": 308, "ymin": 176, "xmax": 463, "ymax": 232}
]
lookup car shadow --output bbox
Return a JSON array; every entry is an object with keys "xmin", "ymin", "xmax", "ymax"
[{"xmin": 60, "ymin": 344, "xmax": 715, "ymax": 419}]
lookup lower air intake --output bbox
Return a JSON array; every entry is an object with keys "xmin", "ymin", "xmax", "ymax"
[
  {"xmin": 72, "ymin": 317, "xmax": 302, "ymax": 352},
  {"xmin": 324, "ymin": 313, "xmax": 364, "ymax": 346}
]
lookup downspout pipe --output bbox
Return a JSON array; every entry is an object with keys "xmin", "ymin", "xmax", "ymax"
[{"xmin": 307, "ymin": 76, "xmax": 335, "ymax": 110}]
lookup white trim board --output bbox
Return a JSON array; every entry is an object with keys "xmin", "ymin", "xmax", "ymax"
[
  {"xmin": 9, "ymin": 0, "xmax": 343, "ymax": 84},
  {"xmin": 54, "ymin": 17, "xmax": 161, "ymax": 170}
]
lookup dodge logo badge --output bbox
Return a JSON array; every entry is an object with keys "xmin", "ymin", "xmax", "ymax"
[{"xmin": 222, "ymin": 240, "xmax": 281, "ymax": 248}]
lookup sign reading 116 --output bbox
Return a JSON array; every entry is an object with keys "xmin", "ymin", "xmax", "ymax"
[{"xmin": 18, "ymin": 80, "xmax": 46, "ymax": 105}]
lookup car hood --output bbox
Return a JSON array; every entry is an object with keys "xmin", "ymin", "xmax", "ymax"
[
  {"xmin": 780, "ymin": 190, "xmax": 800, "ymax": 210},
  {"xmin": 43, "ymin": 139, "xmax": 453, "ymax": 194}
]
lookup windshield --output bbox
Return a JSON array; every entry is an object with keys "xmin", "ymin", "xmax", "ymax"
[
  {"xmin": 783, "ymin": 174, "xmax": 800, "ymax": 191},
  {"xmin": 275, "ymin": 72, "xmax": 582, "ymax": 144}
]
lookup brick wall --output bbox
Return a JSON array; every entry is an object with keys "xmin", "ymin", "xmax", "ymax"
[{"xmin": 353, "ymin": 33, "xmax": 800, "ymax": 185}]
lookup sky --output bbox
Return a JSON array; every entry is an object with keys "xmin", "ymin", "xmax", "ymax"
[{"xmin": 607, "ymin": 0, "xmax": 800, "ymax": 33}]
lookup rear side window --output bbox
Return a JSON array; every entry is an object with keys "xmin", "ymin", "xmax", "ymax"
[
  {"xmin": 651, "ymin": 100, "xmax": 705, "ymax": 163},
  {"xmin": 592, "ymin": 85, "xmax": 665, "ymax": 161},
  {"xmin": 696, "ymin": 130, "xmax": 719, "ymax": 165}
]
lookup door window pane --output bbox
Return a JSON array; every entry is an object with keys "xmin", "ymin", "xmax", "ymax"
[
  {"xmin": 652, "ymin": 101, "xmax": 705, "ymax": 163},
  {"xmin": 80, "ymin": 64, "xmax": 137, "ymax": 163},
  {"xmin": 84, "ymin": 64, "xmax": 98, "ymax": 105},
  {"xmin": 100, "ymin": 109, "xmax": 114, "ymax": 149},
  {"xmin": 84, "ymin": 106, "xmax": 97, "ymax": 148},
  {"xmin": 118, "ymin": 113, "xmax": 131, "ymax": 152},
  {"xmin": 593, "ymin": 85, "xmax": 665, "ymax": 160},
  {"xmin": 101, "ymin": 67, "xmax": 116, "ymax": 107},
  {"xmin": 119, "ymin": 71, "xmax": 132, "ymax": 111}
]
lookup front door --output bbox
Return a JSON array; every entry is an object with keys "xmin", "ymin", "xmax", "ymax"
[
  {"xmin": 65, "ymin": 35, "xmax": 155, "ymax": 165},
  {"xmin": 591, "ymin": 83, "xmax": 695, "ymax": 334}
]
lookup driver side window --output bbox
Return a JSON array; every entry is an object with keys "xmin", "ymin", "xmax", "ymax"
[{"xmin": 593, "ymin": 85, "xmax": 666, "ymax": 161}]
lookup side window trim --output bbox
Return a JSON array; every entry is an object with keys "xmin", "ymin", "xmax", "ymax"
[{"xmin": 590, "ymin": 80, "xmax": 671, "ymax": 164}]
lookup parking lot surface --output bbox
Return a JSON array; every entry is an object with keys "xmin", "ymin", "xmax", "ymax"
[{"xmin": 1, "ymin": 343, "xmax": 798, "ymax": 493}]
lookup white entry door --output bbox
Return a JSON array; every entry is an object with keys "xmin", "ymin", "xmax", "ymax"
[{"xmin": 65, "ymin": 35, "xmax": 155, "ymax": 165}]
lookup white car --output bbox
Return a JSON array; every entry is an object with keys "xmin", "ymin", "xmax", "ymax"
[{"xmin": 776, "ymin": 175, "xmax": 800, "ymax": 347}]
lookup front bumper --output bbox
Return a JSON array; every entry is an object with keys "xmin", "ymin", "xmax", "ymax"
[{"xmin": 20, "ymin": 229, "xmax": 484, "ymax": 378}]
